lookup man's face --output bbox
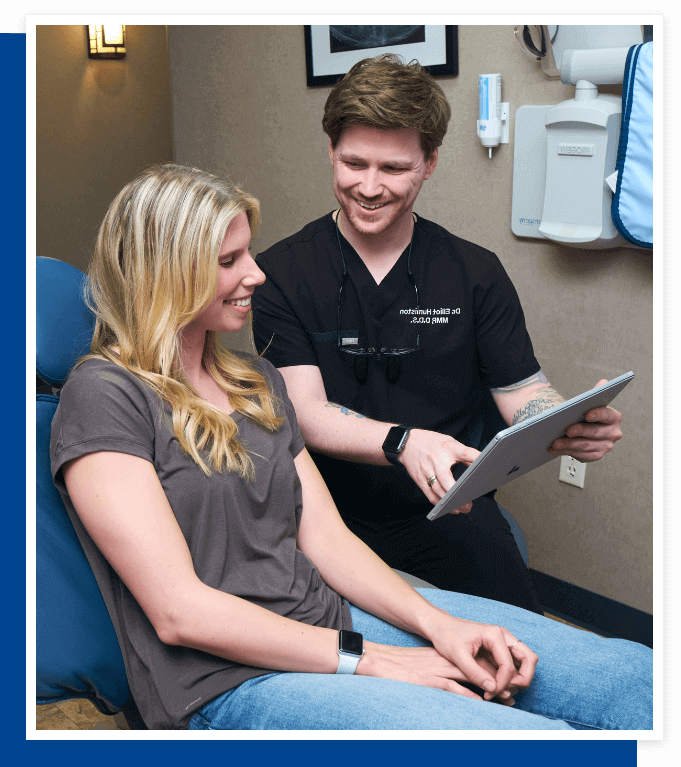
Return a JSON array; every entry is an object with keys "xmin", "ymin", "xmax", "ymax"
[{"xmin": 329, "ymin": 124, "xmax": 438, "ymax": 238}]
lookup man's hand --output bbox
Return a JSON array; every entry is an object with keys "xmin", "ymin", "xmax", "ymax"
[
  {"xmin": 399, "ymin": 428, "xmax": 480, "ymax": 509},
  {"xmin": 548, "ymin": 379, "xmax": 623, "ymax": 462}
]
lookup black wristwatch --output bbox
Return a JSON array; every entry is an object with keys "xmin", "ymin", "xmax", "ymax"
[{"xmin": 382, "ymin": 425, "xmax": 412, "ymax": 466}]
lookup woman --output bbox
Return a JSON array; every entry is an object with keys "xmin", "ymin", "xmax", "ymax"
[{"xmin": 50, "ymin": 164, "xmax": 652, "ymax": 731}]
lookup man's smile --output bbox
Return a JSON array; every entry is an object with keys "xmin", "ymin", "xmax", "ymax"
[{"xmin": 355, "ymin": 199, "xmax": 389, "ymax": 211}]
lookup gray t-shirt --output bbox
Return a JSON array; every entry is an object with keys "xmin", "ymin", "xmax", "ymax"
[{"xmin": 50, "ymin": 356, "xmax": 352, "ymax": 729}]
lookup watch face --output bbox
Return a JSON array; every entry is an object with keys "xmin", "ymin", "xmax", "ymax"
[
  {"xmin": 384, "ymin": 426, "xmax": 408, "ymax": 453},
  {"xmin": 396, "ymin": 431, "xmax": 409, "ymax": 451},
  {"xmin": 339, "ymin": 630, "xmax": 363, "ymax": 655}
]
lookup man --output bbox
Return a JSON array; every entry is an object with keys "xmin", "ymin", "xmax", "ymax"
[{"xmin": 251, "ymin": 54, "xmax": 622, "ymax": 614}]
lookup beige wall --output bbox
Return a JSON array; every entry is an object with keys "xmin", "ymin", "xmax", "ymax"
[
  {"xmin": 36, "ymin": 25, "xmax": 174, "ymax": 274},
  {"xmin": 35, "ymin": 25, "xmax": 651, "ymax": 613},
  {"xmin": 169, "ymin": 25, "xmax": 653, "ymax": 613}
]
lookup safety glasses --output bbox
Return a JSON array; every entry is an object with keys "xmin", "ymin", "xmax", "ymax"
[{"xmin": 334, "ymin": 216, "xmax": 420, "ymax": 361}]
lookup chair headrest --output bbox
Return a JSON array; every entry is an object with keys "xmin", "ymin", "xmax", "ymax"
[{"xmin": 36, "ymin": 257, "xmax": 95, "ymax": 388}]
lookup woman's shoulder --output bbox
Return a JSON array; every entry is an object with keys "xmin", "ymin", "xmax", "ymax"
[
  {"xmin": 60, "ymin": 357, "xmax": 159, "ymax": 416},
  {"xmin": 64, "ymin": 356, "xmax": 145, "ymax": 390},
  {"xmin": 52, "ymin": 357, "xmax": 158, "ymax": 474}
]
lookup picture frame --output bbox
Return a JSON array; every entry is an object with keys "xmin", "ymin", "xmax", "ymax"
[{"xmin": 304, "ymin": 25, "xmax": 458, "ymax": 87}]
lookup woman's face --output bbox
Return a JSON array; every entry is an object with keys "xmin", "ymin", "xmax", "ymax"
[{"xmin": 187, "ymin": 211, "xmax": 265, "ymax": 335}]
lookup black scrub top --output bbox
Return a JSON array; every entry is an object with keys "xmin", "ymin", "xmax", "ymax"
[{"xmin": 252, "ymin": 212, "xmax": 540, "ymax": 514}]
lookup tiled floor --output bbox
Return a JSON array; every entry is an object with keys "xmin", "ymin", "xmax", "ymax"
[{"xmin": 35, "ymin": 613, "xmax": 592, "ymax": 731}]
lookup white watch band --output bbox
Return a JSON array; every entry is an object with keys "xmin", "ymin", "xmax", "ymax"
[{"xmin": 336, "ymin": 650, "xmax": 363, "ymax": 674}]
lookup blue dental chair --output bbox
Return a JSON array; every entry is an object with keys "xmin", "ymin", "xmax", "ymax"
[
  {"xmin": 36, "ymin": 256, "xmax": 145, "ymax": 729},
  {"xmin": 35, "ymin": 256, "xmax": 529, "ymax": 730}
]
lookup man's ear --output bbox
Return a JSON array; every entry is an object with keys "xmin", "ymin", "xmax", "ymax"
[
  {"xmin": 328, "ymin": 137, "xmax": 335, "ymax": 165},
  {"xmin": 424, "ymin": 148, "xmax": 439, "ymax": 180}
]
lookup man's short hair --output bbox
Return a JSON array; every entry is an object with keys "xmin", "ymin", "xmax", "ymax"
[{"xmin": 322, "ymin": 53, "xmax": 452, "ymax": 160}]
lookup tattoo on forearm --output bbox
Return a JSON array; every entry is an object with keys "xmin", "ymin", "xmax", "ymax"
[
  {"xmin": 326, "ymin": 402, "xmax": 367, "ymax": 418},
  {"xmin": 490, "ymin": 370, "xmax": 548, "ymax": 395},
  {"xmin": 511, "ymin": 387, "xmax": 565, "ymax": 425}
]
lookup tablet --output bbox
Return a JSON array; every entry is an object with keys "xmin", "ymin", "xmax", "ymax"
[{"xmin": 427, "ymin": 372, "xmax": 634, "ymax": 521}]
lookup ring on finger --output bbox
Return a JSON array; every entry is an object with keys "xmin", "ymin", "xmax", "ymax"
[
  {"xmin": 508, "ymin": 639, "xmax": 521, "ymax": 649},
  {"xmin": 427, "ymin": 475, "xmax": 438, "ymax": 488}
]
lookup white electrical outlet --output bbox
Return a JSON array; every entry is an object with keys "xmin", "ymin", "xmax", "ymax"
[{"xmin": 559, "ymin": 455, "xmax": 586, "ymax": 488}]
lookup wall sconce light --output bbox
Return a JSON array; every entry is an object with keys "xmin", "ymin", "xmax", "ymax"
[{"xmin": 87, "ymin": 25, "xmax": 126, "ymax": 59}]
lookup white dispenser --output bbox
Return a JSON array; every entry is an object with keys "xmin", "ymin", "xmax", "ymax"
[
  {"xmin": 477, "ymin": 73, "xmax": 509, "ymax": 158},
  {"xmin": 538, "ymin": 81, "xmax": 623, "ymax": 248},
  {"xmin": 511, "ymin": 45, "xmax": 640, "ymax": 250}
]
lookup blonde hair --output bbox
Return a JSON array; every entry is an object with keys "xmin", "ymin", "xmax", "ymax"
[
  {"xmin": 83, "ymin": 163, "xmax": 283, "ymax": 478},
  {"xmin": 322, "ymin": 53, "xmax": 451, "ymax": 160}
]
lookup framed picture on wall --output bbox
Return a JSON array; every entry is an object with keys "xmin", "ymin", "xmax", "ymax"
[{"xmin": 304, "ymin": 25, "xmax": 458, "ymax": 86}]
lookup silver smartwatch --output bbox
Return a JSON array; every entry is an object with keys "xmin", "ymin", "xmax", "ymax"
[{"xmin": 336, "ymin": 629, "xmax": 365, "ymax": 674}]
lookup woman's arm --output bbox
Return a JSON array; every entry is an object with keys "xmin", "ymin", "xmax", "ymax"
[
  {"xmin": 294, "ymin": 448, "xmax": 537, "ymax": 700},
  {"xmin": 64, "ymin": 449, "xmax": 530, "ymax": 702},
  {"xmin": 63, "ymin": 450, "xmax": 343, "ymax": 673}
]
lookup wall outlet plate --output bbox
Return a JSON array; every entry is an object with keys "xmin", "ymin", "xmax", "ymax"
[{"xmin": 559, "ymin": 455, "xmax": 586, "ymax": 488}]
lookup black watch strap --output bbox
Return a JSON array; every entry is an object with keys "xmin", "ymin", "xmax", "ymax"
[{"xmin": 382, "ymin": 425, "xmax": 412, "ymax": 466}]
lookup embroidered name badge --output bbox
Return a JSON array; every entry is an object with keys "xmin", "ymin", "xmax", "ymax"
[{"xmin": 399, "ymin": 308, "xmax": 461, "ymax": 324}]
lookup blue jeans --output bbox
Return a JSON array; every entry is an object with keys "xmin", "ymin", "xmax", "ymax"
[{"xmin": 188, "ymin": 589, "xmax": 652, "ymax": 731}]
